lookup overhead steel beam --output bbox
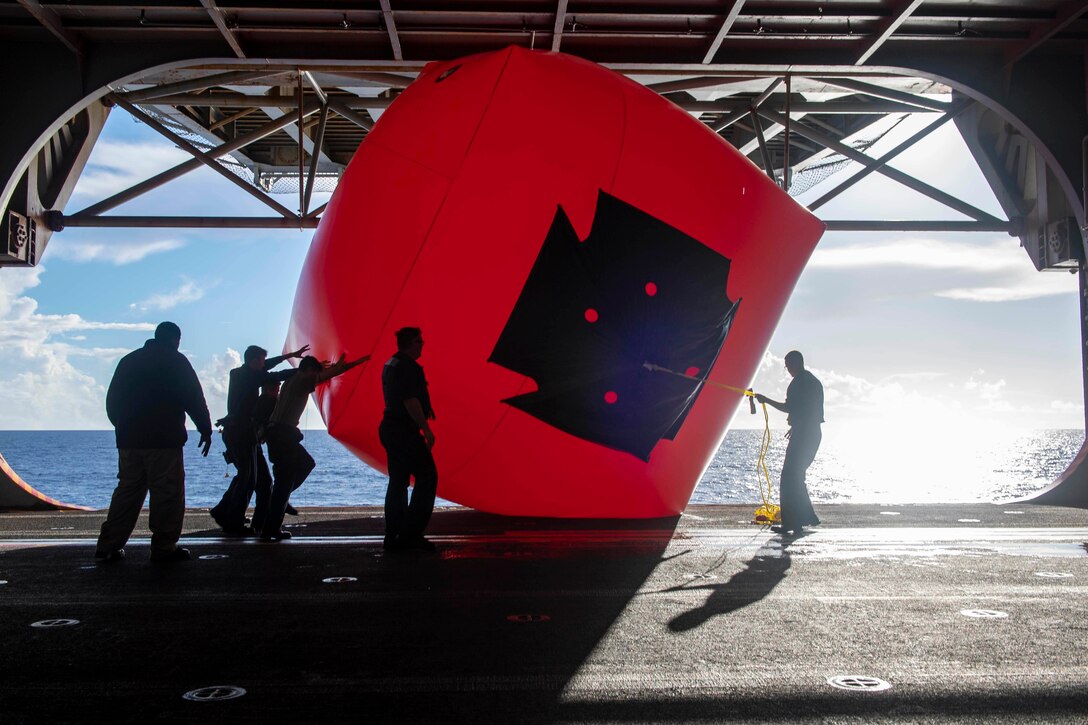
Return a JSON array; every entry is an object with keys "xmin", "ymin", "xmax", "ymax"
[
  {"xmin": 808, "ymin": 76, "xmax": 951, "ymax": 113},
  {"xmin": 16, "ymin": 0, "xmax": 83, "ymax": 58},
  {"xmin": 854, "ymin": 0, "xmax": 926, "ymax": 66},
  {"xmin": 330, "ymin": 72, "xmax": 416, "ymax": 88},
  {"xmin": 713, "ymin": 107, "xmax": 751, "ymax": 133},
  {"xmin": 808, "ymin": 104, "xmax": 970, "ymax": 211},
  {"xmin": 761, "ymin": 108, "xmax": 1005, "ymax": 225},
  {"xmin": 782, "ymin": 74, "xmax": 791, "ymax": 191},
  {"xmin": 110, "ymin": 95, "xmax": 298, "ymax": 219},
  {"xmin": 304, "ymin": 104, "xmax": 330, "ymax": 215},
  {"xmin": 120, "ymin": 71, "xmax": 275, "ymax": 103},
  {"xmin": 52, "ymin": 214, "xmax": 319, "ymax": 230},
  {"xmin": 327, "ymin": 99, "xmax": 374, "ymax": 131},
  {"xmin": 702, "ymin": 0, "xmax": 745, "ymax": 65},
  {"xmin": 208, "ymin": 108, "xmax": 257, "ymax": 131},
  {"xmin": 72, "ymin": 102, "xmax": 321, "ymax": 218},
  {"xmin": 199, "ymin": 0, "xmax": 246, "ymax": 58},
  {"xmin": 297, "ymin": 73, "xmax": 305, "ymax": 217},
  {"xmin": 46, "ymin": 216, "xmax": 1011, "ymax": 235},
  {"xmin": 752, "ymin": 78, "xmax": 783, "ymax": 109},
  {"xmin": 302, "ymin": 71, "xmax": 327, "ymax": 105},
  {"xmin": 822, "ymin": 220, "xmax": 1013, "ymax": 233},
  {"xmin": 131, "ymin": 93, "xmax": 397, "ymax": 109},
  {"xmin": 379, "ymin": 0, "xmax": 404, "ymax": 61},
  {"xmin": 647, "ymin": 76, "xmax": 748, "ymax": 94},
  {"xmin": 551, "ymin": 0, "xmax": 568, "ymax": 52},
  {"xmin": 1003, "ymin": 0, "xmax": 1088, "ymax": 67},
  {"xmin": 749, "ymin": 109, "xmax": 776, "ymax": 182}
]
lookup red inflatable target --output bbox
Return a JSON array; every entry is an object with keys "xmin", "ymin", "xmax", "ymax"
[{"xmin": 286, "ymin": 47, "xmax": 824, "ymax": 518}]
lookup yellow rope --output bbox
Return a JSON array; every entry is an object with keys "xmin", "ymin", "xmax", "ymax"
[{"xmin": 643, "ymin": 363, "xmax": 780, "ymax": 524}]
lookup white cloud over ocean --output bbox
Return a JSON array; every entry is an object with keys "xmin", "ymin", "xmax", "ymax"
[
  {"xmin": 0, "ymin": 267, "xmax": 152, "ymax": 429},
  {"xmin": 809, "ymin": 237, "xmax": 1076, "ymax": 302}
]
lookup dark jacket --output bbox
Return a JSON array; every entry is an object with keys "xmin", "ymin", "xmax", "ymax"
[
  {"xmin": 225, "ymin": 356, "xmax": 296, "ymax": 423},
  {"xmin": 381, "ymin": 352, "xmax": 435, "ymax": 426},
  {"xmin": 785, "ymin": 369, "xmax": 824, "ymax": 431},
  {"xmin": 106, "ymin": 339, "xmax": 212, "ymax": 449}
]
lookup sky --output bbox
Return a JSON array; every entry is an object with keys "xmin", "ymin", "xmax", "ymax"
[{"xmin": 0, "ymin": 103, "xmax": 1082, "ymax": 444}]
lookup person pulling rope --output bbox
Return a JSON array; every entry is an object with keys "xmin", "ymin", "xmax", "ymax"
[{"xmin": 643, "ymin": 363, "xmax": 780, "ymax": 525}]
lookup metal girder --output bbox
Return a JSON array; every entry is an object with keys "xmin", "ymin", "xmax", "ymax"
[
  {"xmin": 16, "ymin": 0, "xmax": 83, "ymax": 59},
  {"xmin": 855, "ymin": 0, "xmax": 928, "ymax": 66},
  {"xmin": 52, "ymin": 214, "xmax": 319, "ymax": 230},
  {"xmin": 71, "ymin": 102, "xmax": 321, "ymax": 218},
  {"xmin": 702, "ymin": 0, "xmax": 745, "ymax": 65},
  {"xmin": 823, "ymin": 220, "xmax": 1013, "ymax": 232},
  {"xmin": 1004, "ymin": 0, "xmax": 1088, "ymax": 67},
  {"xmin": 297, "ymin": 73, "xmax": 305, "ymax": 217},
  {"xmin": 782, "ymin": 74, "xmax": 791, "ymax": 191},
  {"xmin": 126, "ymin": 93, "xmax": 397, "ymax": 109},
  {"xmin": 199, "ymin": 0, "xmax": 246, "ymax": 59},
  {"xmin": 379, "ymin": 0, "xmax": 404, "ymax": 61},
  {"xmin": 759, "ymin": 107, "xmax": 1006, "ymax": 225},
  {"xmin": 110, "ymin": 95, "xmax": 297, "ymax": 219},
  {"xmin": 304, "ymin": 104, "xmax": 330, "ymax": 215},
  {"xmin": 808, "ymin": 108, "xmax": 964, "ymax": 211},
  {"xmin": 807, "ymin": 77, "xmax": 950, "ymax": 113},
  {"xmin": 749, "ymin": 109, "xmax": 776, "ymax": 182},
  {"xmin": 48, "ymin": 217, "xmax": 1012, "ymax": 235},
  {"xmin": 141, "ymin": 92, "xmax": 932, "ymax": 115},
  {"xmin": 120, "ymin": 71, "xmax": 275, "ymax": 104},
  {"xmin": 551, "ymin": 0, "xmax": 568, "ymax": 52},
  {"xmin": 326, "ymin": 100, "xmax": 374, "ymax": 131}
]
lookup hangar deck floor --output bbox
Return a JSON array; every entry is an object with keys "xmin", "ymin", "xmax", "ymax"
[{"xmin": 1, "ymin": 503, "xmax": 1087, "ymax": 724}]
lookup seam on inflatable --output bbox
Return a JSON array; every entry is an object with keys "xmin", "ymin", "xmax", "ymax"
[
  {"xmin": 445, "ymin": 57, "xmax": 629, "ymax": 490},
  {"xmin": 325, "ymin": 49, "xmax": 515, "ymax": 436}
]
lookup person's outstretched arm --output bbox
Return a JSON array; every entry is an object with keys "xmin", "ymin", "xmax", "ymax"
[
  {"xmin": 265, "ymin": 344, "xmax": 311, "ymax": 370},
  {"xmin": 316, "ymin": 353, "xmax": 371, "ymax": 383},
  {"xmin": 754, "ymin": 393, "xmax": 788, "ymax": 414}
]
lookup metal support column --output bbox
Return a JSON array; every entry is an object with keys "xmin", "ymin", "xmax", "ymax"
[{"xmin": 1081, "ymin": 261, "xmax": 1088, "ymax": 435}]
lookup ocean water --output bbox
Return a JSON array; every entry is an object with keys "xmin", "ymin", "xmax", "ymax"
[{"xmin": 0, "ymin": 428, "xmax": 1081, "ymax": 511}]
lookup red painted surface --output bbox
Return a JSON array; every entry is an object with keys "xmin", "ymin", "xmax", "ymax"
[{"xmin": 287, "ymin": 47, "xmax": 824, "ymax": 517}]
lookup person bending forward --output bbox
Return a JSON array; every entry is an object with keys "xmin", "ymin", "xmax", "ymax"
[{"xmin": 260, "ymin": 352, "xmax": 369, "ymax": 541}]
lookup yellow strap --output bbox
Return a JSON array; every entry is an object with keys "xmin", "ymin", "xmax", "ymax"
[{"xmin": 643, "ymin": 362, "xmax": 780, "ymax": 523}]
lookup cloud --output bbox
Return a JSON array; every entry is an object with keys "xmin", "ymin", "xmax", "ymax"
[
  {"xmin": 730, "ymin": 349, "xmax": 1063, "ymax": 431},
  {"xmin": 935, "ymin": 268, "xmax": 1077, "ymax": 302},
  {"xmin": 46, "ymin": 237, "xmax": 185, "ymax": 265},
  {"xmin": 131, "ymin": 279, "xmax": 205, "ymax": 312},
  {"xmin": 809, "ymin": 237, "xmax": 1077, "ymax": 302},
  {"xmin": 810, "ymin": 238, "xmax": 1016, "ymax": 271},
  {"xmin": 0, "ymin": 266, "xmax": 154, "ymax": 429},
  {"xmin": 71, "ymin": 140, "xmax": 191, "ymax": 200}
]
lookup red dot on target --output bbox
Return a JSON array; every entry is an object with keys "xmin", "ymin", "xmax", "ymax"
[
  {"xmin": 604, "ymin": 391, "xmax": 618, "ymax": 404},
  {"xmin": 645, "ymin": 282, "xmax": 657, "ymax": 296},
  {"xmin": 685, "ymin": 367, "xmax": 700, "ymax": 377},
  {"xmin": 584, "ymin": 308, "xmax": 599, "ymax": 323}
]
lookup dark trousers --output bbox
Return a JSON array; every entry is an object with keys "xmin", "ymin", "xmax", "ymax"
[
  {"xmin": 264, "ymin": 426, "xmax": 315, "ymax": 535},
  {"xmin": 379, "ymin": 419, "xmax": 438, "ymax": 543},
  {"xmin": 210, "ymin": 426, "xmax": 271, "ymax": 530},
  {"xmin": 97, "ymin": 448, "xmax": 185, "ymax": 554},
  {"xmin": 780, "ymin": 426, "xmax": 822, "ymax": 531}
]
